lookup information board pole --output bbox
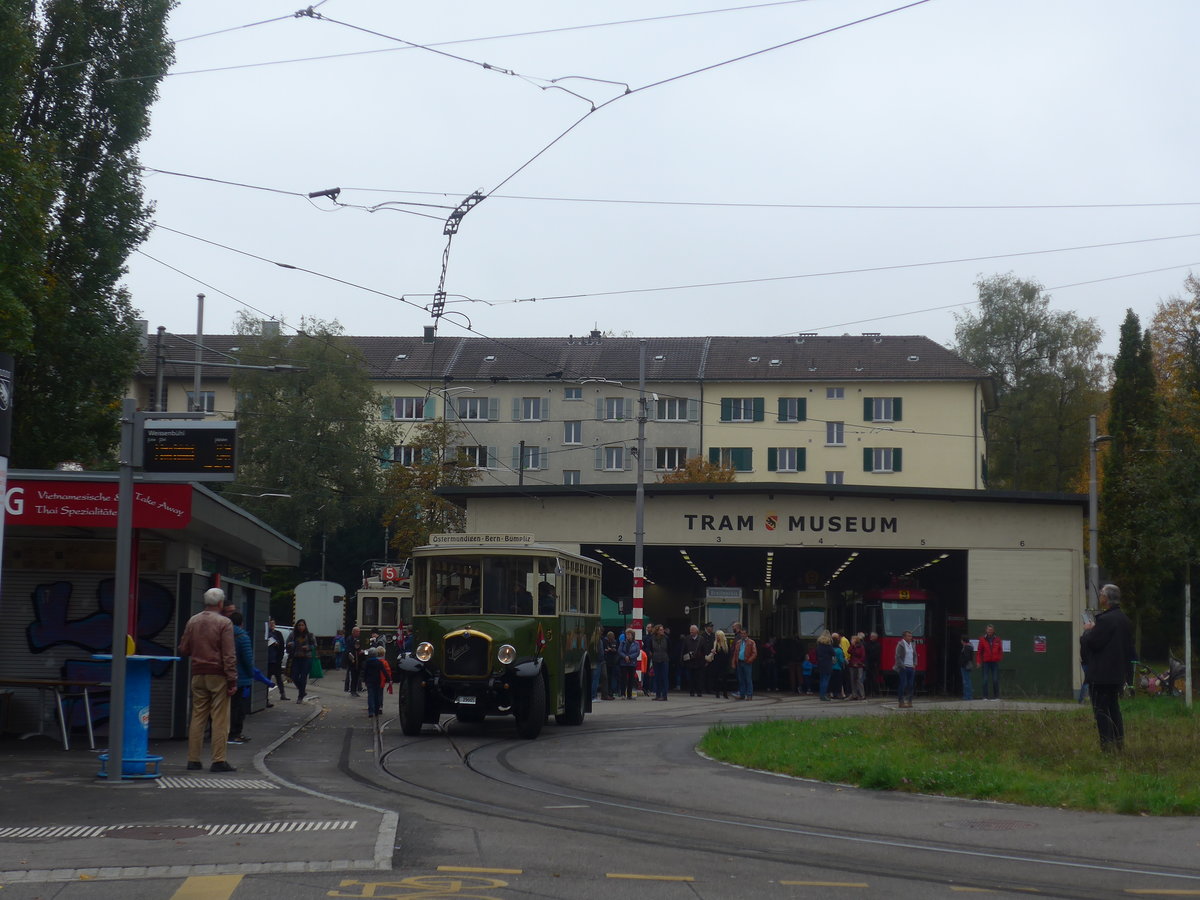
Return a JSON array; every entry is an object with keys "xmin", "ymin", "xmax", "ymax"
[
  {"xmin": 104, "ymin": 404, "xmax": 214, "ymax": 783},
  {"xmin": 105, "ymin": 399, "xmax": 136, "ymax": 783}
]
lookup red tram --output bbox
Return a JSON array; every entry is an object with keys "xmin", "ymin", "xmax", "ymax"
[{"xmin": 864, "ymin": 579, "xmax": 932, "ymax": 684}]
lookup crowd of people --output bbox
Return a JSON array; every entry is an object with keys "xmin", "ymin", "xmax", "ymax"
[{"xmin": 592, "ymin": 622, "xmax": 901, "ymax": 703}]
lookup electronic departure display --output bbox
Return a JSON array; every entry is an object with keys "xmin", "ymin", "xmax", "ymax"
[{"xmin": 142, "ymin": 420, "xmax": 237, "ymax": 478}]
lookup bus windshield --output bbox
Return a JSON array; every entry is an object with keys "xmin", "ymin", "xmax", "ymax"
[{"xmin": 417, "ymin": 554, "xmax": 560, "ymax": 616}]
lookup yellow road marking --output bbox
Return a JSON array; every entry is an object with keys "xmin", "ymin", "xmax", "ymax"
[
  {"xmin": 780, "ymin": 882, "xmax": 868, "ymax": 888},
  {"xmin": 1126, "ymin": 892, "xmax": 1200, "ymax": 896},
  {"xmin": 436, "ymin": 866, "xmax": 523, "ymax": 874},
  {"xmin": 170, "ymin": 875, "xmax": 244, "ymax": 900},
  {"xmin": 607, "ymin": 873, "xmax": 695, "ymax": 882},
  {"xmin": 950, "ymin": 890, "xmax": 996, "ymax": 894}
]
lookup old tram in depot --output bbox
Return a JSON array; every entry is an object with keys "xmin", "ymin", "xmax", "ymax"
[{"xmin": 394, "ymin": 535, "xmax": 602, "ymax": 739}]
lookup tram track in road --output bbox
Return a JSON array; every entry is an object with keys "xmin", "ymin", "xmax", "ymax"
[{"xmin": 370, "ymin": 710, "xmax": 1200, "ymax": 900}]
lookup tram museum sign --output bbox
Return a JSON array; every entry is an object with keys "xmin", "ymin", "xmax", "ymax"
[{"xmin": 683, "ymin": 511, "xmax": 899, "ymax": 535}]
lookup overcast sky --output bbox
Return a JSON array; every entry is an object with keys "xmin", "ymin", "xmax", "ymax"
[{"xmin": 123, "ymin": 0, "xmax": 1200, "ymax": 357}]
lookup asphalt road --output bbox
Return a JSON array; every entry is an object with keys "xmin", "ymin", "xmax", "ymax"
[{"xmin": 1, "ymin": 687, "xmax": 1197, "ymax": 900}]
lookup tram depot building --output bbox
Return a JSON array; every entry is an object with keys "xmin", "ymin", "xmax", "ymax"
[{"xmin": 134, "ymin": 328, "xmax": 1090, "ymax": 697}]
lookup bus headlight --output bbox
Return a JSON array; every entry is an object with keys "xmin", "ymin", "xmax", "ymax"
[
  {"xmin": 497, "ymin": 644, "xmax": 517, "ymax": 666},
  {"xmin": 416, "ymin": 642, "xmax": 434, "ymax": 662}
]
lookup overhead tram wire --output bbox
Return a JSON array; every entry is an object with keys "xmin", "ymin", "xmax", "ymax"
[
  {"xmin": 457, "ymin": 230, "xmax": 1200, "ymax": 306},
  {"xmin": 108, "ymin": 2, "xmax": 818, "ymax": 84}
]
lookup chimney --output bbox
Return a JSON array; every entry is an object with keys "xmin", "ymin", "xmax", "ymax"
[
  {"xmin": 423, "ymin": 325, "xmax": 436, "ymax": 343},
  {"xmin": 261, "ymin": 320, "xmax": 281, "ymax": 338}
]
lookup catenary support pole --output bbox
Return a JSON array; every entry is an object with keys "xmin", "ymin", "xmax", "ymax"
[{"xmin": 633, "ymin": 340, "xmax": 646, "ymax": 640}]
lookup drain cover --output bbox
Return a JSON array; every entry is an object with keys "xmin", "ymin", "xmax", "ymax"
[
  {"xmin": 945, "ymin": 820, "xmax": 1038, "ymax": 831},
  {"xmin": 105, "ymin": 825, "xmax": 207, "ymax": 841}
]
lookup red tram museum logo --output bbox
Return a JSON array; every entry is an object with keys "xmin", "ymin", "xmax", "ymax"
[{"xmin": 683, "ymin": 512, "xmax": 899, "ymax": 534}]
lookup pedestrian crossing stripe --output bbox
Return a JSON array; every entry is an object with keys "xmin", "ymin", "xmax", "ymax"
[{"xmin": 0, "ymin": 820, "xmax": 356, "ymax": 839}]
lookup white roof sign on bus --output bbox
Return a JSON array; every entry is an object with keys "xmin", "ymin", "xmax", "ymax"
[{"xmin": 428, "ymin": 533, "xmax": 535, "ymax": 546}]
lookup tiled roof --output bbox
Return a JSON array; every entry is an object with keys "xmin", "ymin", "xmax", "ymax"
[{"xmin": 136, "ymin": 332, "xmax": 987, "ymax": 384}]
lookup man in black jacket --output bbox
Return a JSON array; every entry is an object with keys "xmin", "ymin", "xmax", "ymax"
[{"xmin": 1080, "ymin": 583, "xmax": 1135, "ymax": 751}]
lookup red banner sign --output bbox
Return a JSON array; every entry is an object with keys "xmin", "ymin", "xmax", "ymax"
[{"xmin": 5, "ymin": 480, "xmax": 192, "ymax": 530}]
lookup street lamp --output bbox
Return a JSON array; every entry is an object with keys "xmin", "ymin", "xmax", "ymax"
[{"xmin": 1087, "ymin": 414, "xmax": 1112, "ymax": 602}]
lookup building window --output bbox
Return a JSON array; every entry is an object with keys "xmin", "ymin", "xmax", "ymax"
[
  {"xmin": 864, "ymin": 396, "xmax": 902, "ymax": 422},
  {"xmin": 604, "ymin": 397, "xmax": 627, "ymax": 421},
  {"xmin": 564, "ymin": 420, "xmax": 582, "ymax": 444},
  {"xmin": 394, "ymin": 397, "xmax": 427, "ymax": 420},
  {"xmin": 768, "ymin": 447, "xmax": 806, "ymax": 472},
  {"xmin": 519, "ymin": 397, "xmax": 545, "ymax": 421},
  {"xmin": 563, "ymin": 470, "xmax": 581, "ymax": 485},
  {"xmin": 710, "ymin": 447, "xmax": 752, "ymax": 472},
  {"xmin": 655, "ymin": 397, "xmax": 688, "ymax": 421},
  {"xmin": 564, "ymin": 387, "xmax": 582, "ymax": 401},
  {"xmin": 457, "ymin": 445, "xmax": 492, "ymax": 468},
  {"xmin": 777, "ymin": 397, "xmax": 807, "ymax": 422},
  {"xmin": 457, "ymin": 397, "xmax": 493, "ymax": 421},
  {"xmin": 185, "ymin": 390, "xmax": 215, "ymax": 413},
  {"xmin": 656, "ymin": 446, "xmax": 687, "ymax": 471},
  {"xmin": 826, "ymin": 387, "xmax": 845, "ymax": 399},
  {"xmin": 603, "ymin": 446, "xmax": 625, "ymax": 470},
  {"xmin": 393, "ymin": 445, "xmax": 419, "ymax": 466},
  {"xmin": 720, "ymin": 397, "xmax": 763, "ymax": 422},
  {"xmin": 825, "ymin": 470, "xmax": 844, "ymax": 485},
  {"xmin": 826, "ymin": 421, "xmax": 845, "ymax": 446},
  {"xmin": 864, "ymin": 447, "xmax": 903, "ymax": 473},
  {"xmin": 514, "ymin": 445, "xmax": 543, "ymax": 470}
]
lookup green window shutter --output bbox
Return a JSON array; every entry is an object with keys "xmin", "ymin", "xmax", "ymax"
[
  {"xmin": 797, "ymin": 448, "xmax": 806, "ymax": 471},
  {"xmin": 797, "ymin": 398, "xmax": 807, "ymax": 421},
  {"xmin": 863, "ymin": 448, "xmax": 873, "ymax": 472},
  {"xmin": 893, "ymin": 448, "xmax": 902, "ymax": 472},
  {"xmin": 595, "ymin": 398, "xmax": 604, "ymax": 420},
  {"xmin": 740, "ymin": 448, "xmax": 753, "ymax": 471},
  {"xmin": 381, "ymin": 399, "xmax": 394, "ymax": 421},
  {"xmin": 893, "ymin": 397, "xmax": 902, "ymax": 421},
  {"xmin": 720, "ymin": 398, "xmax": 732, "ymax": 422},
  {"xmin": 487, "ymin": 447, "xmax": 498, "ymax": 468},
  {"xmin": 753, "ymin": 398, "xmax": 765, "ymax": 421},
  {"xmin": 488, "ymin": 398, "xmax": 499, "ymax": 421},
  {"xmin": 595, "ymin": 447, "xmax": 604, "ymax": 470},
  {"xmin": 767, "ymin": 447, "xmax": 778, "ymax": 471},
  {"xmin": 709, "ymin": 447, "xmax": 720, "ymax": 465},
  {"xmin": 542, "ymin": 398, "xmax": 550, "ymax": 421},
  {"xmin": 421, "ymin": 448, "xmax": 435, "ymax": 464},
  {"xmin": 424, "ymin": 396, "xmax": 436, "ymax": 419},
  {"xmin": 512, "ymin": 447, "xmax": 520, "ymax": 471},
  {"xmin": 512, "ymin": 398, "xmax": 521, "ymax": 421},
  {"xmin": 687, "ymin": 446, "xmax": 697, "ymax": 460},
  {"xmin": 777, "ymin": 398, "xmax": 788, "ymax": 421},
  {"xmin": 624, "ymin": 449, "xmax": 632, "ymax": 471},
  {"xmin": 863, "ymin": 398, "xmax": 874, "ymax": 422},
  {"xmin": 687, "ymin": 399, "xmax": 699, "ymax": 421}
]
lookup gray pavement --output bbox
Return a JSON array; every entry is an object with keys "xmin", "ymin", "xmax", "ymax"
[{"xmin": 0, "ymin": 669, "xmax": 395, "ymax": 884}]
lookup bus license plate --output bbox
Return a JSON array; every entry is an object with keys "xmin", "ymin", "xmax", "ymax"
[{"xmin": 456, "ymin": 696, "xmax": 476, "ymax": 705}]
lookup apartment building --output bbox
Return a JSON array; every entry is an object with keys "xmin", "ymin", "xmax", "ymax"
[{"xmin": 132, "ymin": 328, "xmax": 994, "ymax": 490}]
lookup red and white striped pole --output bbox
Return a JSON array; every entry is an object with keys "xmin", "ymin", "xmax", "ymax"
[{"xmin": 632, "ymin": 566, "xmax": 644, "ymax": 641}]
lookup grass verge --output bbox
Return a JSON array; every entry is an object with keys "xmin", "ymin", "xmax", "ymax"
[{"xmin": 697, "ymin": 697, "xmax": 1200, "ymax": 815}]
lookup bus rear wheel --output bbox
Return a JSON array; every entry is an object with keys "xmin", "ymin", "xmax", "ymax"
[{"xmin": 555, "ymin": 668, "xmax": 586, "ymax": 726}]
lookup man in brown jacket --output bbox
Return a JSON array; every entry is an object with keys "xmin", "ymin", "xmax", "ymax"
[{"xmin": 178, "ymin": 587, "xmax": 238, "ymax": 772}]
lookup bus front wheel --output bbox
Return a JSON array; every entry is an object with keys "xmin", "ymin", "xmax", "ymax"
[
  {"xmin": 398, "ymin": 676, "xmax": 426, "ymax": 736},
  {"xmin": 514, "ymin": 677, "xmax": 546, "ymax": 739}
]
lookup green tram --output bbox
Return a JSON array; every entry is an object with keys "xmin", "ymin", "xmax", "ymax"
[{"xmin": 394, "ymin": 535, "xmax": 602, "ymax": 739}]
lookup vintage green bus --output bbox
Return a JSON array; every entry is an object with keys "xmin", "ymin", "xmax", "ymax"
[{"xmin": 394, "ymin": 535, "xmax": 602, "ymax": 739}]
